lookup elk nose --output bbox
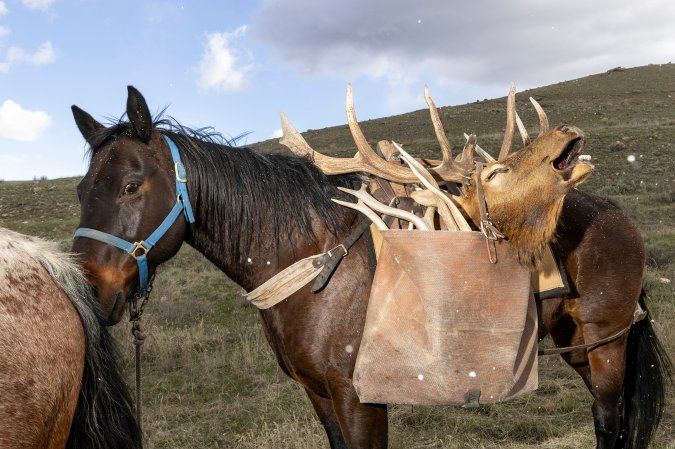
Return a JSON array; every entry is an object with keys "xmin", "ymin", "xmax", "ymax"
[{"xmin": 557, "ymin": 125, "xmax": 585, "ymax": 138}]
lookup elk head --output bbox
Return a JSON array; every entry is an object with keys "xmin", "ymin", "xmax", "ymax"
[
  {"xmin": 451, "ymin": 86, "xmax": 594, "ymax": 267},
  {"xmin": 279, "ymin": 85, "xmax": 594, "ymax": 268}
]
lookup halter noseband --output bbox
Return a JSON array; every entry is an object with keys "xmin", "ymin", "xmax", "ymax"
[{"xmin": 73, "ymin": 134, "xmax": 196, "ymax": 296}]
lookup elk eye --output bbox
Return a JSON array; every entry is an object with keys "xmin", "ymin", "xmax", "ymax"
[
  {"xmin": 486, "ymin": 167, "xmax": 509, "ymax": 181},
  {"xmin": 123, "ymin": 182, "xmax": 140, "ymax": 195}
]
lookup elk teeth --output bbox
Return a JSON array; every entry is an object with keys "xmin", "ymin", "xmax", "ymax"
[{"xmin": 578, "ymin": 155, "xmax": 592, "ymax": 161}]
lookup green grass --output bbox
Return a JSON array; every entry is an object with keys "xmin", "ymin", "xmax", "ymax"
[{"xmin": 1, "ymin": 63, "xmax": 674, "ymax": 448}]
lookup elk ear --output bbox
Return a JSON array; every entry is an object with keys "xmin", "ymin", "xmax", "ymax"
[
  {"xmin": 71, "ymin": 105, "xmax": 104, "ymax": 146},
  {"xmin": 126, "ymin": 85, "xmax": 153, "ymax": 142}
]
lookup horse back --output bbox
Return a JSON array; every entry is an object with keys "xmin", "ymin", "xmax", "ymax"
[
  {"xmin": 0, "ymin": 231, "xmax": 85, "ymax": 449},
  {"xmin": 552, "ymin": 189, "xmax": 645, "ymax": 320}
]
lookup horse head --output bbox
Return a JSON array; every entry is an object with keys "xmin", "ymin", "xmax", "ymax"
[
  {"xmin": 280, "ymin": 84, "xmax": 594, "ymax": 268},
  {"xmin": 71, "ymin": 86, "xmax": 189, "ymax": 324}
]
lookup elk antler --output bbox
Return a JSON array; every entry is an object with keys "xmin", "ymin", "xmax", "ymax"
[
  {"xmin": 410, "ymin": 190, "xmax": 442, "ymax": 230},
  {"xmin": 515, "ymin": 112, "xmax": 531, "ymax": 147},
  {"xmin": 331, "ymin": 198, "xmax": 389, "ymax": 231},
  {"xmin": 393, "ymin": 142, "xmax": 472, "ymax": 232},
  {"xmin": 279, "ymin": 85, "xmax": 469, "ymax": 184},
  {"xmin": 424, "ymin": 86, "xmax": 453, "ymax": 161},
  {"xmin": 455, "ymin": 133, "xmax": 478, "ymax": 169},
  {"xmin": 464, "ymin": 133, "xmax": 496, "ymax": 163},
  {"xmin": 337, "ymin": 185, "xmax": 430, "ymax": 230},
  {"xmin": 529, "ymin": 97, "xmax": 549, "ymax": 136},
  {"xmin": 472, "ymin": 93, "xmax": 552, "ymax": 162},
  {"xmin": 425, "ymin": 87, "xmax": 476, "ymax": 173},
  {"xmin": 498, "ymin": 83, "xmax": 517, "ymax": 161}
]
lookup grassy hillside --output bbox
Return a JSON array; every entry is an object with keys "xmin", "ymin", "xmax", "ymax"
[{"xmin": 1, "ymin": 64, "xmax": 673, "ymax": 448}]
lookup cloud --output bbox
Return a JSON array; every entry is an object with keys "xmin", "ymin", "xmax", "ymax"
[
  {"xmin": 0, "ymin": 2, "xmax": 8, "ymax": 16},
  {"xmin": 196, "ymin": 26, "xmax": 253, "ymax": 92},
  {"xmin": 0, "ymin": 40, "xmax": 56, "ymax": 72},
  {"xmin": 0, "ymin": 26, "xmax": 9, "ymax": 38},
  {"xmin": 20, "ymin": 0, "xmax": 54, "ymax": 11},
  {"xmin": 271, "ymin": 128, "xmax": 283, "ymax": 139},
  {"xmin": 252, "ymin": 0, "xmax": 675, "ymax": 90},
  {"xmin": 0, "ymin": 100, "xmax": 53, "ymax": 141},
  {"xmin": 7, "ymin": 41, "xmax": 56, "ymax": 65}
]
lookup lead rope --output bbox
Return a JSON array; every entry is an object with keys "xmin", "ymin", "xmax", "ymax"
[{"xmin": 129, "ymin": 278, "xmax": 153, "ymax": 437}]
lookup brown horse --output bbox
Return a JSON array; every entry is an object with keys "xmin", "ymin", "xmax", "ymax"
[
  {"xmin": 546, "ymin": 188, "xmax": 671, "ymax": 448},
  {"xmin": 0, "ymin": 227, "xmax": 142, "ymax": 449},
  {"xmin": 70, "ymin": 86, "xmax": 669, "ymax": 449}
]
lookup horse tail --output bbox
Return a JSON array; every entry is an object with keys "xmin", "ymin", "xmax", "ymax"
[
  {"xmin": 26, "ymin": 241, "xmax": 142, "ymax": 449},
  {"xmin": 66, "ymin": 308, "xmax": 143, "ymax": 449},
  {"xmin": 619, "ymin": 289, "xmax": 672, "ymax": 449}
]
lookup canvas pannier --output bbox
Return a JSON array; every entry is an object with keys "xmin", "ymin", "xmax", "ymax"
[{"xmin": 353, "ymin": 229, "xmax": 538, "ymax": 406}]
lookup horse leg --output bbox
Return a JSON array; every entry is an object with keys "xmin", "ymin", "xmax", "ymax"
[
  {"xmin": 586, "ymin": 336, "xmax": 628, "ymax": 449},
  {"xmin": 552, "ymin": 321, "xmax": 627, "ymax": 449},
  {"xmin": 305, "ymin": 388, "xmax": 348, "ymax": 449},
  {"xmin": 324, "ymin": 368, "xmax": 388, "ymax": 449}
]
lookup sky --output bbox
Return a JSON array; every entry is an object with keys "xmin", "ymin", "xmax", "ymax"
[{"xmin": 0, "ymin": 0, "xmax": 673, "ymax": 181}]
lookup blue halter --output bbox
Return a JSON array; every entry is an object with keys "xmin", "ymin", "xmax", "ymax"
[{"xmin": 73, "ymin": 134, "xmax": 196, "ymax": 296}]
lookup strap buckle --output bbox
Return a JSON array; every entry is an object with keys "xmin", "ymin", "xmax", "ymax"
[
  {"xmin": 480, "ymin": 219, "xmax": 500, "ymax": 241},
  {"xmin": 328, "ymin": 244, "xmax": 348, "ymax": 258},
  {"xmin": 174, "ymin": 161, "xmax": 188, "ymax": 183},
  {"xmin": 130, "ymin": 241, "xmax": 149, "ymax": 259}
]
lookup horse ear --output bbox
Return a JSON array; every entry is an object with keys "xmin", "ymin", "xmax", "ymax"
[
  {"xmin": 126, "ymin": 85, "xmax": 153, "ymax": 142},
  {"xmin": 71, "ymin": 105, "xmax": 104, "ymax": 146}
]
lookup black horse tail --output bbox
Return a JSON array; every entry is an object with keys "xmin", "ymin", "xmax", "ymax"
[
  {"xmin": 63, "ymin": 282, "xmax": 142, "ymax": 448},
  {"xmin": 66, "ymin": 317, "xmax": 143, "ymax": 449},
  {"xmin": 618, "ymin": 289, "xmax": 672, "ymax": 449},
  {"xmin": 24, "ymin": 239, "xmax": 142, "ymax": 448}
]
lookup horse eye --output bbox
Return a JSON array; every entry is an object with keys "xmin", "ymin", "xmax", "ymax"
[{"xmin": 123, "ymin": 183, "xmax": 140, "ymax": 195}]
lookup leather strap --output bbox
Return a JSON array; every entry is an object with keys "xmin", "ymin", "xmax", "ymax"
[
  {"xmin": 474, "ymin": 161, "xmax": 504, "ymax": 263},
  {"xmin": 374, "ymin": 176, "xmax": 398, "ymax": 205},
  {"xmin": 538, "ymin": 304, "xmax": 647, "ymax": 355},
  {"xmin": 311, "ymin": 216, "xmax": 372, "ymax": 292},
  {"xmin": 539, "ymin": 324, "xmax": 631, "ymax": 356}
]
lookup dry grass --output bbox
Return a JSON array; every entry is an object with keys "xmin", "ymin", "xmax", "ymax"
[{"xmin": 1, "ymin": 64, "xmax": 674, "ymax": 447}]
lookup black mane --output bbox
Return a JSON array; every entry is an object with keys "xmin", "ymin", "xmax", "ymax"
[{"xmin": 87, "ymin": 115, "xmax": 360, "ymax": 263}]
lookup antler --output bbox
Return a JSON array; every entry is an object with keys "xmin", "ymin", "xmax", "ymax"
[
  {"xmin": 529, "ymin": 97, "xmax": 549, "ymax": 136},
  {"xmin": 515, "ymin": 112, "xmax": 531, "ymax": 147},
  {"xmin": 472, "ymin": 92, "xmax": 552, "ymax": 163},
  {"xmin": 393, "ymin": 142, "xmax": 472, "ymax": 232},
  {"xmin": 424, "ymin": 86, "xmax": 453, "ymax": 161},
  {"xmin": 337, "ymin": 185, "xmax": 430, "ymax": 230},
  {"xmin": 331, "ymin": 198, "xmax": 389, "ymax": 231},
  {"xmin": 280, "ymin": 85, "xmax": 469, "ymax": 184},
  {"xmin": 498, "ymin": 83, "xmax": 517, "ymax": 160},
  {"xmin": 464, "ymin": 133, "xmax": 496, "ymax": 163}
]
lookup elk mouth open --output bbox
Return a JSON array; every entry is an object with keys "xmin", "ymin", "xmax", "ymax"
[{"xmin": 552, "ymin": 137, "xmax": 590, "ymax": 172}]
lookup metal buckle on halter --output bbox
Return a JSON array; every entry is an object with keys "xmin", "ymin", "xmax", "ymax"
[
  {"xmin": 174, "ymin": 161, "xmax": 188, "ymax": 183},
  {"xmin": 130, "ymin": 241, "xmax": 149, "ymax": 259}
]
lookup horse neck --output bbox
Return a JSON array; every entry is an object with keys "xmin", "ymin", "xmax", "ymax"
[{"xmin": 179, "ymin": 144, "xmax": 344, "ymax": 292}]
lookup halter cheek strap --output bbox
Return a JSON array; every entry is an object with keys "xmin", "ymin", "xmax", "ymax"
[{"xmin": 73, "ymin": 134, "xmax": 196, "ymax": 296}]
